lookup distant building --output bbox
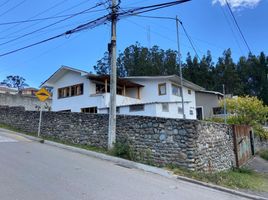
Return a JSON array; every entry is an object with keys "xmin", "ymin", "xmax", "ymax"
[
  {"xmin": 195, "ymin": 90, "xmax": 224, "ymax": 120},
  {"xmin": 0, "ymin": 86, "xmax": 51, "ymax": 111},
  {"xmin": 42, "ymin": 66, "xmax": 205, "ymax": 119},
  {"xmin": 0, "ymin": 85, "xmax": 18, "ymax": 95},
  {"xmin": 20, "ymin": 87, "xmax": 38, "ymax": 96}
]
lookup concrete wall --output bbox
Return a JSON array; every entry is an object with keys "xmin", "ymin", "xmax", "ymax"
[
  {"xmin": 0, "ymin": 106, "xmax": 236, "ymax": 172},
  {"xmin": 195, "ymin": 92, "xmax": 222, "ymax": 119},
  {"xmin": 0, "ymin": 93, "xmax": 51, "ymax": 111}
]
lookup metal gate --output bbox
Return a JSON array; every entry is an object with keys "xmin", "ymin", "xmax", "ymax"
[{"xmin": 233, "ymin": 125, "xmax": 254, "ymax": 168}]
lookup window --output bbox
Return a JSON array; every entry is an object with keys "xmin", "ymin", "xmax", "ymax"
[
  {"xmin": 172, "ymin": 84, "xmax": 181, "ymax": 96},
  {"xmin": 188, "ymin": 89, "xmax": 191, "ymax": 95},
  {"xmin": 129, "ymin": 104, "xmax": 144, "ymax": 112},
  {"xmin": 178, "ymin": 107, "xmax": 183, "ymax": 114},
  {"xmin": 189, "ymin": 110, "xmax": 194, "ymax": 115},
  {"xmin": 158, "ymin": 83, "xmax": 166, "ymax": 95},
  {"xmin": 213, "ymin": 107, "xmax": 224, "ymax": 115},
  {"xmin": 96, "ymin": 83, "xmax": 108, "ymax": 94},
  {"xmin": 58, "ymin": 84, "xmax": 84, "ymax": 99},
  {"xmin": 162, "ymin": 103, "xmax": 169, "ymax": 112},
  {"xmin": 81, "ymin": 107, "xmax": 97, "ymax": 113}
]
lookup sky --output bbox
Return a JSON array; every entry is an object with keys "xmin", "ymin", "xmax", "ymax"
[{"xmin": 0, "ymin": 0, "xmax": 267, "ymax": 88}]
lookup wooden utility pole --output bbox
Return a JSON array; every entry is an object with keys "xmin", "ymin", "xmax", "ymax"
[
  {"xmin": 108, "ymin": 0, "xmax": 118, "ymax": 149},
  {"xmin": 176, "ymin": 16, "xmax": 185, "ymax": 119}
]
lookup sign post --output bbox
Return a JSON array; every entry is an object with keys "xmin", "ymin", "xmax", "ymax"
[{"xmin": 35, "ymin": 88, "xmax": 51, "ymax": 138}]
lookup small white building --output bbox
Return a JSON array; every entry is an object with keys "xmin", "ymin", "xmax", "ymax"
[{"xmin": 42, "ymin": 66, "xmax": 204, "ymax": 119}]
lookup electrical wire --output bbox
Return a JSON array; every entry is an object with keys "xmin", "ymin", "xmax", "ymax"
[
  {"xmin": 131, "ymin": 14, "xmax": 201, "ymax": 60},
  {"xmin": 0, "ymin": 0, "xmax": 94, "ymax": 38},
  {"xmin": 179, "ymin": 20, "xmax": 201, "ymax": 61},
  {"xmin": 0, "ymin": 0, "xmax": 68, "ymax": 34},
  {"xmin": 220, "ymin": 6, "xmax": 244, "ymax": 55},
  {"xmin": 0, "ymin": 0, "xmax": 190, "ymax": 57},
  {"xmin": 0, "ymin": 8, "xmax": 107, "ymax": 26},
  {"xmin": 0, "ymin": 15, "xmax": 109, "ymax": 57},
  {"xmin": 0, "ymin": 3, "xmax": 105, "ymax": 46},
  {"xmin": 0, "ymin": 0, "xmax": 27, "ymax": 18},
  {"xmin": 0, "ymin": 0, "xmax": 10, "ymax": 8},
  {"xmin": 225, "ymin": 0, "xmax": 251, "ymax": 53}
]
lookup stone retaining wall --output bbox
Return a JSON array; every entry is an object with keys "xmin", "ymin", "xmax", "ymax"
[{"xmin": 0, "ymin": 106, "xmax": 235, "ymax": 171}]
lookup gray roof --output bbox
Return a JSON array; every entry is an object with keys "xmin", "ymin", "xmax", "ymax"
[{"xmin": 196, "ymin": 90, "xmax": 224, "ymax": 96}]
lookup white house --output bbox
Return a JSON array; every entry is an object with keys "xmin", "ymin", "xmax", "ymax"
[{"xmin": 42, "ymin": 66, "xmax": 204, "ymax": 119}]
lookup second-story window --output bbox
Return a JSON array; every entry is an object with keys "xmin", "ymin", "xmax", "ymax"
[
  {"xmin": 158, "ymin": 83, "xmax": 166, "ymax": 95},
  {"xmin": 172, "ymin": 84, "xmax": 181, "ymax": 96},
  {"xmin": 58, "ymin": 83, "xmax": 84, "ymax": 99}
]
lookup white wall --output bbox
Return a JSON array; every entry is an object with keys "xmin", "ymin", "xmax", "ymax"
[
  {"xmin": 52, "ymin": 71, "xmax": 103, "ymax": 112},
  {"xmin": 51, "ymin": 72, "xmax": 196, "ymax": 119},
  {"xmin": 99, "ymin": 102, "xmax": 196, "ymax": 120},
  {"xmin": 99, "ymin": 104, "xmax": 157, "ymax": 117},
  {"xmin": 130, "ymin": 79, "xmax": 172, "ymax": 102}
]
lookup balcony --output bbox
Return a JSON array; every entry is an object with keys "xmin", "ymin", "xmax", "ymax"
[{"xmin": 90, "ymin": 93, "xmax": 142, "ymax": 108}]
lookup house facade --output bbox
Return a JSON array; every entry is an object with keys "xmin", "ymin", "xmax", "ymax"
[
  {"xmin": 195, "ymin": 90, "xmax": 224, "ymax": 120},
  {"xmin": 42, "ymin": 66, "xmax": 204, "ymax": 119}
]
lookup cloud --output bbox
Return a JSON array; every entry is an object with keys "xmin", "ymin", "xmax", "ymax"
[{"xmin": 212, "ymin": 0, "xmax": 261, "ymax": 10}]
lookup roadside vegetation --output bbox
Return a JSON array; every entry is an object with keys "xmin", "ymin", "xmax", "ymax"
[
  {"xmin": 259, "ymin": 150, "xmax": 268, "ymax": 161},
  {"xmin": 210, "ymin": 96, "xmax": 268, "ymax": 139},
  {"xmin": 169, "ymin": 166, "xmax": 268, "ymax": 192}
]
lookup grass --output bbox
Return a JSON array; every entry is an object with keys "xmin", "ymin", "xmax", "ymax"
[
  {"xmin": 169, "ymin": 166, "xmax": 268, "ymax": 192},
  {"xmin": 259, "ymin": 150, "xmax": 268, "ymax": 161}
]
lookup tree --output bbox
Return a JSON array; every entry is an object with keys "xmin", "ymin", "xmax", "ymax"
[
  {"xmin": 220, "ymin": 96, "xmax": 268, "ymax": 139},
  {"xmin": 1, "ymin": 75, "xmax": 28, "ymax": 90},
  {"xmin": 214, "ymin": 49, "xmax": 242, "ymax": 95},
  {"xmin": 94, "ymin": 43, "xmax": 179, "ymax": 77}
]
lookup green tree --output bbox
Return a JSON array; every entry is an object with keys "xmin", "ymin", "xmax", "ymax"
[
  {"xmin": 214, "ymin": 49, "xmax": 242, "ymax": 94},
  {"xmin": 0, "ymin": 75, "xmax": 28, "ymax": 90},
  {"xmin": 220, "ymin": 96, "xmax": 268, "ymax": 139}
]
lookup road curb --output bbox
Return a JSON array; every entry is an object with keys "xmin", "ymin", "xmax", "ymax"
[{"xmin": 1, "ymin": 128, "xmax": 267, "ymax": 200}]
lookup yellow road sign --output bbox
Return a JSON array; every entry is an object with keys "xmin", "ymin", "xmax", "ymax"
[{"xmin": 35, "ymin": 88, "xmax": 51, "ymax": 102}]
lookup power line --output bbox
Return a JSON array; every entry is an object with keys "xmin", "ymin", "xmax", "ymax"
[
  {"xmin": 0, "ymin": 0, "xmax": 10, "ymax": 8},
  {"xmin": 0, "ymin": 15, "xmax": 109, "ymax": 57},
  {"xmin": 132, "ymin": 14, "xmax": 201, "ymax": 60},
  {"xmin": 0, "ymin": 0, "xmax": 94, "ymax": 38},
  {"xmin": 0, "ymin": 3, "xmax": 105, "ymax": 46},
  {"xmin": 0, "ymin": 0, "xmax": 27, "ymax": 18},
  {"xmin": 179, "ymin": 20, "xmax": 201, "ymax": 61},
  {"xmin": 0, "ymin": 0, "xmax": 190, "ymax": 57},
  {"xmin": 133, "ymin": 14, "xmax": 231, "ymax": 55},
  {"xmin": 0, "ymin": 0, "xmax": 68, "ymax": 33},
  {"xmin": 220, "ymin": 6, "xmax": 245, "ymax": 55},
  {"xmin": 225, "ymin": 0, "xmax": 251, "ymax": 53},
  {"xmin": 0, "ymin": 8, "xmax": 107, "ymax": 26}
]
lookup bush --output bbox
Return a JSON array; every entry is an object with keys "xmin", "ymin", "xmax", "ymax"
[
  {"xmin": 259, "ymin": 150, "xmax": 268, "ymax": 161},
  {"xmin": 110, "ymin": 140, "xmax": 134, "ymax": 160}
]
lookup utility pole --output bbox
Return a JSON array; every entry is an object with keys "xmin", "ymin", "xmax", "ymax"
[
  {"xmin": 108, "ymin": 0, "xmax": 118, "ymax": 150},
  {"xmin": 223, "ymin": 84, "xmax": 227, "ymax": 124},
  {"xmin": 176, "ymin": 16, "xmax": 185, "ymax": 119}
]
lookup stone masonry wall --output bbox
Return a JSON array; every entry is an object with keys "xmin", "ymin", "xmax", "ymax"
[{"xmin": 0, "ymin": 106, "xmax": 235, "ymax": 171}]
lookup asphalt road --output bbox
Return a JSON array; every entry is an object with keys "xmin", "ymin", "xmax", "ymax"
[{"xmin": 0, "ymin": 129, "xmax": 248, "ymax": 200}]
